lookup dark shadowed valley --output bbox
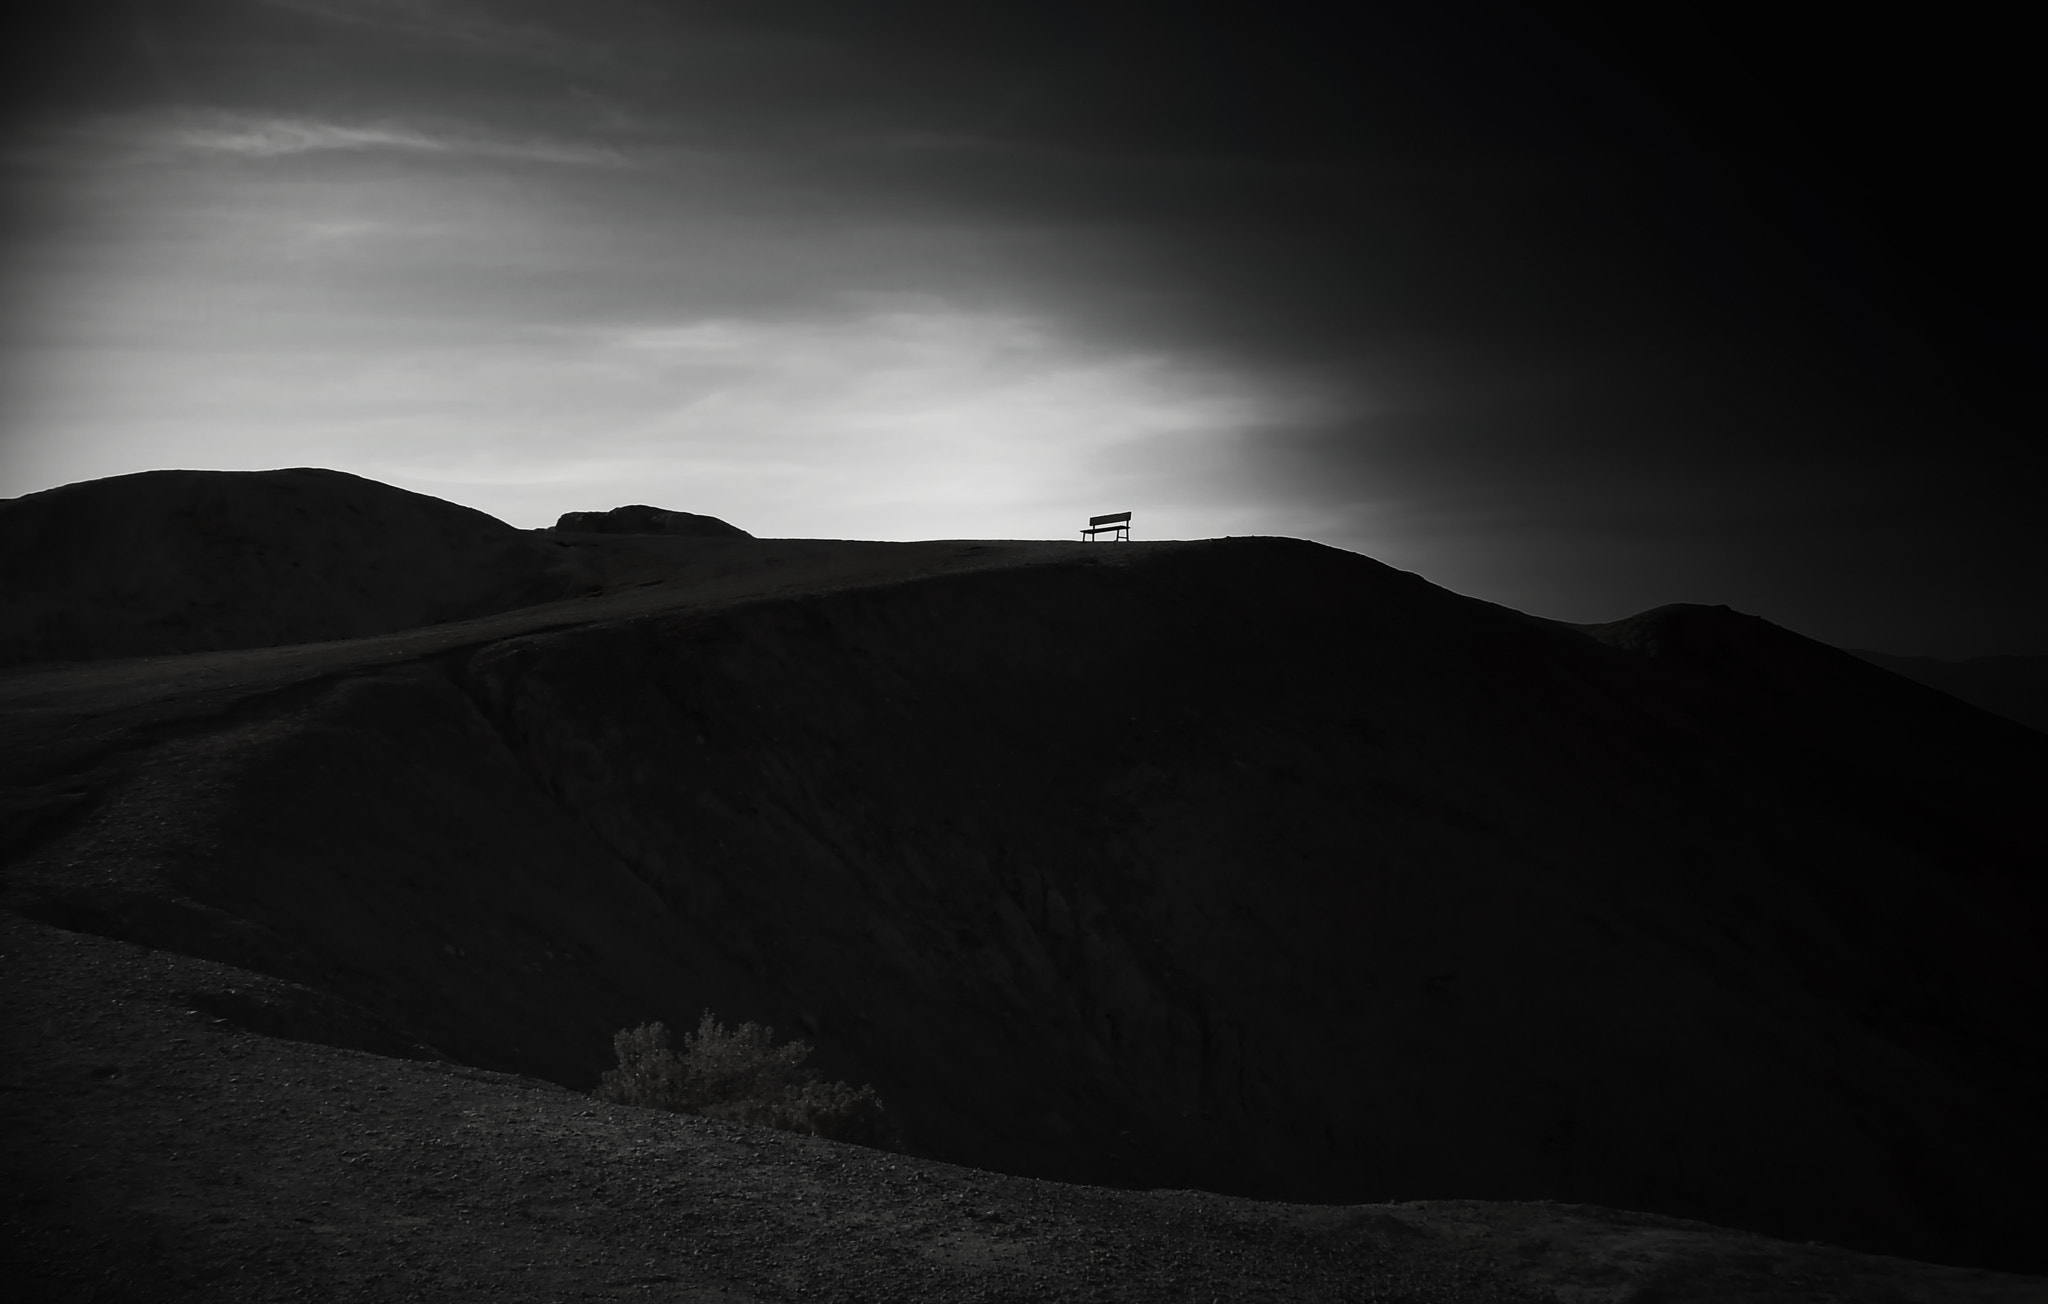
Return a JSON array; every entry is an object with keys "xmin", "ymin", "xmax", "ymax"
[{"xmin": 3, "ymin": 470, "xmax": 2044, "ymax": 1303}]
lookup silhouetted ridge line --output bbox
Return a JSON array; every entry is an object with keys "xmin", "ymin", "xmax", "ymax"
[
  {"xmin": 553, "ymin": 504, "xmax": 752, "ymax": 538},
  {"xmin": 0, "ymin": 468, "xmax": 583, "ymax": 665},
  {"xmin": 1851, "ymin": 648, "xmax": 2048, "ymax": 736},
  {"xmin": 1580, "ymin": 601, "xmax": 2048, "ymax": 876}
]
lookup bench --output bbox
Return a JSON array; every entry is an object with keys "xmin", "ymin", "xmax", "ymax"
[{"xmin": 1081, "ymin": 511, "xmax": 1131, "ymax": 541}]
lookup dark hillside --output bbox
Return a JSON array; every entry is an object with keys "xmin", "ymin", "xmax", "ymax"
[
  {"xmin": 1850, "ymin": 648, "xmax": 2048, "ymax": 737},
  {"xmin": 0, "ymin": 468, "xmax": 584, "ymax": 665},
  {"xmin": 4, "ymin": 532, "xmax": 2044, "ymax": 1274}
]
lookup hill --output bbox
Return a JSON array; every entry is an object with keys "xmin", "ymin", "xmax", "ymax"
[
  {"xmin": 0, "ymin": 468, "xmax": 585, "ymax": 665},
  {"xmin": 1851, "ymin": 648, "xmax": 2048, "ymax": 736},
  {"xmin": 3, "ymin": 471, "xmax": 2045, "ymax": 1296},
  {"xmin": 553, "ymin": 504, "xmax": 753, "ymax": 537}
]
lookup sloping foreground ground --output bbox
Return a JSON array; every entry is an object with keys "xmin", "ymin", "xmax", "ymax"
[
  {"xmin": 2, "ymin": 486, "xmax": 2045, "ymax": 1294},
  {"xmin": 5, "ymin": 914, "xmax": 2041, "ymax": 1304}
]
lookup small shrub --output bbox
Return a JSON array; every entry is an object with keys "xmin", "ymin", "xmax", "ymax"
[{"xmin": 595, "ymin": 1010, "xmax": 897, "ymax": 1148}]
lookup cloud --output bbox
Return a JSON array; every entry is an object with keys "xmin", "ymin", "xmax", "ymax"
[
  {"xmin": 1, "ymin": 283, "xmax": 1351, "ymax": 545},
  {"xmin": 144, "ymin": 110, "xmax": 630, "ymax": 166},
  {"xmin": 6, "ymin": 0, "xmax": 2038, "ymax": 654},
  {"xmin": 490, "ymin": 303, "xmax": 1345, "ymax": 531}
]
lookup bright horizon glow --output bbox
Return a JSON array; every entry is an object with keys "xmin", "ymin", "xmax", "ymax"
[
  {"xmin": 0, "ymin": 108, "xmax": 1373, "ymax": 548},
  {"xmin": 3, "ymin": 279, "xmax": 1365, "ymax": 542}
]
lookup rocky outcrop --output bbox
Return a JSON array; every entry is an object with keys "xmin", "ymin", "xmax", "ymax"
[
  {"xmin": 0, "ymin": 468, "xmax": 584, "ymax": 665},
  {"xmin": 553, "ymin": 505, "xmax": 752, "ymax": 538}
]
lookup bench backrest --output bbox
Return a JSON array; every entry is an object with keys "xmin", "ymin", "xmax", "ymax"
[{"xmin": 1089, "ymin": 512, "xmax": 1132, "ymax": 527}]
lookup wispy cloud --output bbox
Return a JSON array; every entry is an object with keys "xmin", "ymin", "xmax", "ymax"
[
  {"xmin": 6, "ymin": 106, "xmax": 633, "ymax": 170},
  {"xmin": 149, "ymin": 111, "xmax": 629, "ymax": 166}
]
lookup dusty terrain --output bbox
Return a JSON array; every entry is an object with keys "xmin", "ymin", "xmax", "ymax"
[
  {"xmin": 4, "ymin": 471, "xmax": 2046, "ymax": 1301},
  {"xmin": 8, "ymin": 914, "xmax": 2041, "ymax": 1303}
]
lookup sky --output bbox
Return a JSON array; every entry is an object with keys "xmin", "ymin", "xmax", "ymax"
[{"xmin": 1, "ymin": 0, "xmax": 2041, "ymax": 657}]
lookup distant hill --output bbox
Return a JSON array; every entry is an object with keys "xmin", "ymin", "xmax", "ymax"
[
  {"xmin": 554, "ymin": 504, "xmax": 752, "ymax": 538},
  {"xmin": 0, "ymin": 468, "xmax": 584, "ymax": 665},
  {"xmin": 1850, "ymin": 649, "xmax": 2048, "ymax": 735}
]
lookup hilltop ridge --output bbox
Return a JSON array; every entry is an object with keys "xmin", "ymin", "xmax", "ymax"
[{"xmin": 0, "ymin": 468, "xmax": 585, "ymax": 665}]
